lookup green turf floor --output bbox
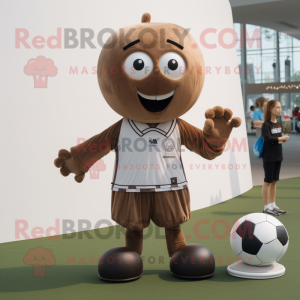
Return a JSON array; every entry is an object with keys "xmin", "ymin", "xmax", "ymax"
[{"xmin": 1, "ymin": 177, "xmax": 299, "ymax": 300}]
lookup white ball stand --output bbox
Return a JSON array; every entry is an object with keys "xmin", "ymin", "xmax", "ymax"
[{"xmin": 227, "ymin": 262, "xmax": 285, "ymax": 279}]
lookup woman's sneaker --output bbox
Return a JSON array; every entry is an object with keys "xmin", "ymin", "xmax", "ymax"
[
  {"xmin": 273, "ymin": 207, "xmax": 288, "ymax": 215},
  {"xmin": 263, "ymin": 208, "xmax": 280, "ymax": 216}
]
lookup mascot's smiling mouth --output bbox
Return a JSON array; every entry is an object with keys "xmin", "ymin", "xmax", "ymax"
[{"xmin": 137, "ymin": 90, "xmax": 174, "ymax": 113}]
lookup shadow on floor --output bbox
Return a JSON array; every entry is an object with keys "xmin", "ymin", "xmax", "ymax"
[
  {"xmin": 0, "ymin": 265, "xmax": 249, "ymax": 292},
  {"xmin": 210, "ymin": 211, "xmax": 251, "ymax": 215}
]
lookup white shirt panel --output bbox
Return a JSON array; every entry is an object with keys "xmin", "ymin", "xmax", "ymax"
[{"xmin": 111, "ymin": 118, "xmax": 188, "ymax": 192}]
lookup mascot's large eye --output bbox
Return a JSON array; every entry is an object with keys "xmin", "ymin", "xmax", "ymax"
[
  {"xmin": 159, "ymin": 52, "xmax": 186, "ymax": 79},
  {"xmin": 124, "ymin": 52, "xmax": 153, "ymax": 79}
]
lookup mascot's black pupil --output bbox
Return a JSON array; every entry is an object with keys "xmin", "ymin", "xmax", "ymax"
[
  {"xmin": 133, "ymin": 59, "xmax": 144, "ymax": 71},
  {"xmin": 168, "ymin": 59, "xmax": 178, "ymax": 71}
]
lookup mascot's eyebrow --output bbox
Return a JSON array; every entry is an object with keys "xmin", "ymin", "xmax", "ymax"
[
  {"xmin": 123, "ymin": 39, "xmax": 140, "ymax": 50},
  {"xmin": 123, "ymin": 38, "xmax": 183, "ymax": 50},
  {"xmin": 167, "ymin": 39, "xmax": 183, "ymax": 49}
]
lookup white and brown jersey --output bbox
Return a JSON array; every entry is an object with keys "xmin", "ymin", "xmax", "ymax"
[
  {"xmin": 111, "ymin": 118, "xmax": 188, "ymax": 192},
  {"xmin": 70, "ymin": 117, "xmax": 224, "ymax": 193}
]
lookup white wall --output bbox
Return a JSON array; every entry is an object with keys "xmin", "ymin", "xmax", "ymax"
[{"xmin": 0, "ymin": 0, "xmax": 252, "ymax": 243}]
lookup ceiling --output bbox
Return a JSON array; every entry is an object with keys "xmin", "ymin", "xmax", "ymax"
[{"xmin": 229, "ymin": 0, "xmax": 300, "ymax": 40}]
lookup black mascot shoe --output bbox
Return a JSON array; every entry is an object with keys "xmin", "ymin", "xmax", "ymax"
[
  {"xmin": 98, "ymin": 247, "xmax": 143, "ymax": 282},
  {"xmin": 170, "ymin": 244, "xmax": 215, "ymax": 279}
]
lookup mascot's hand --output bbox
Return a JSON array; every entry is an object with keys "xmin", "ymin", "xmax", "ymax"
[
  {"xmin": 203, "ymin": 106, "xmax": 242, "ymax": 150},
  {"xmin": 54, "ymin": 149, "xmax": 85, "ymax": 183}
]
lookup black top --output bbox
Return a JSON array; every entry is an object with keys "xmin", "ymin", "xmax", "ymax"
[{"xmin": 261, "ymin": 119, "xmax": 283, "ymax": 162}]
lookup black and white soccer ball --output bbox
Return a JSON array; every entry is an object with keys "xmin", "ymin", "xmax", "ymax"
[{"xmin": 230, "ymin": 213, "xmax": 289, "ymax": 266}]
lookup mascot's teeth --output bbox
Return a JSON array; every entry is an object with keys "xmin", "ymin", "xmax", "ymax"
[{"xmin": 137, "ymin": 90, "xmax": 174, "ymax": 101}]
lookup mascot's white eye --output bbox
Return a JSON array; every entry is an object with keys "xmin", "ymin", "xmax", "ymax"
[
  {"xmin": 124, "ymin": 52, "xmax": 153, "ymax": 79},
  {"xmin": 159, "ymin": 52, "xmax": 186, "ymax": 79}
]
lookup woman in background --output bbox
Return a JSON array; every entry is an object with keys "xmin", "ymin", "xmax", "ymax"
[
  {"xmin": 261, "ymin": 100, "xmax": 289, "ymax": 216},
  {"xmin": 253, "ymin": 97, "xmax": 268, "ymax": 138}
]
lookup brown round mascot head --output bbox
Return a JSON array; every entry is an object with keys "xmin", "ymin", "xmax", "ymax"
[{"xmin": 97, "ymin": 13, "xmax": 205, "ymax": 123}]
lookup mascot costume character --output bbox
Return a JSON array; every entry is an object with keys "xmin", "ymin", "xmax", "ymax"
[{"xmin": 54, "ymin": 13, "xmax": 242, "ymax": 281}]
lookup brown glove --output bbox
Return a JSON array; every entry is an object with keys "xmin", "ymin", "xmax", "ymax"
[
  {"xmin": 203, "ymin": 106, "xmax": 242, "ymax": 151},
  {"xmin": 54, "ymin": 149, "xmax": 85, "ymax": 183}
]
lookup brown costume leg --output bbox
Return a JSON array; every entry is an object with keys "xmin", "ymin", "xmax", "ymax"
[
  {"xmin": 125, "ymin": 228, "xmax": 143, "ymax": 255},
  {"xmin": 165, "ymin": 225, "xmax": 187, "ymax": 257},
  {"xmin": 111, "ymin": 191, "xmax": 152, "ymax": 256}
]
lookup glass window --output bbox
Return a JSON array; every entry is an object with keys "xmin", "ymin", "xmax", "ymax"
[
  {"xmin": 261, "ymin": 48, "xmax": 277, "ymax": 83},
  {"xmin": 246, "ymin": 53, "xmax": 261, "ymax": 83},
  {"xmin": 245, "ymin": 25, "xmax": 262, "ymax": 84},
  {"xmin": 234, "ymin": 23, "xmax": 242, "ymax": 83},
  {"xmin": 261, "ymin": 27, "xmax": 277, "ymax": 49},
  {"xmin": 279, "ymin": 32, "xmax": 293, "ymax": 82},
  {"xmin": 235, "ymin": 23, "xmax": 300, "ymax": 115},
  {"xmin": 234, "ymin": 23, "xmax": 241, "ymax": 51},
  {"xmin": 291, "ymin": 93, "xmax": 300, "ymax": 109},
  {"xmin": 261, "ymin": 27, "xmax": 277, "ymax": 83},
  {"xmin": 245, "ymin": 24, "xmax": 261, "ymax": 51},
  {"xmin": 245, "ymin": 25, "xmax": 278, "ymax": 84},
  {"xmin": 293, "ymin": 37, "xmax": 300, "ymax": 48},
  {"xmin": 292, "ymin": 38, "xmax": 300, "ymax": 82}
]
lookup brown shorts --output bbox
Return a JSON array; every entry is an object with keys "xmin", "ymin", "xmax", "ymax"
[{"xmin": 111, "ymin": 188, "xmax": 191, "ymax": 231}]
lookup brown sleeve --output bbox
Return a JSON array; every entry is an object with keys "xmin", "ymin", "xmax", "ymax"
[
  {"xmin": 70, "ymin": 119, "xmax": 123, "ymax": 173},
  {"xmin": 177, "ymin": 118, "xmax": 224, "ymax": 160}
]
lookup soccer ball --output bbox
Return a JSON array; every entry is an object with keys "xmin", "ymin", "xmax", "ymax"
[{"xmin": 230, "ymin": 213, "xmax": 289, "ymax": 266}]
